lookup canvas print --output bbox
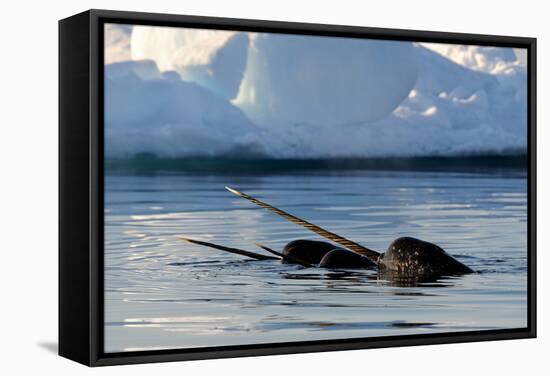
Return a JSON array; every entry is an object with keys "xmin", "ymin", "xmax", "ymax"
[{"xmin": 103, "ymin": 23, "xmax": 528, "ymax": 353}]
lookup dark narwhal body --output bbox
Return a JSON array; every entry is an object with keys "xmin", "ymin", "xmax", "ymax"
[
  {"xmin": 178, "ymin": 187, "xmax": 473, "ymax": 281},
  {"xmin": 378, "ymin": 237, "xmax": 473, "ymax": 276},
  {"xmin": 319, "ymin": 248, "xmax": 377, "ymax": 269},
  {"xmin": 279, "ymin": 240, "xmax": 376, "ymax": 268},
  {"xmin": 282, "ymin": 240, "xmax": 337, "ymax": 264}
]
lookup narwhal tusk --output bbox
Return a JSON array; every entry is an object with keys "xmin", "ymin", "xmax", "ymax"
[
  {"xmin": 225, "ymin": 186, "xmax": 380, "ymax": 262},
  {"xmin": 255, "ymin": 243, "xmax": 313, "ymax": 267},
  {"xmin": 177, "ymin": 236, "xmax": 280, "ymax": 261}
]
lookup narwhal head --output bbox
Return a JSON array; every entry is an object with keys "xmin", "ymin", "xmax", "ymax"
[{"xmin": 379, "ymin": 237, "xmax": 474, "ymax": 277}]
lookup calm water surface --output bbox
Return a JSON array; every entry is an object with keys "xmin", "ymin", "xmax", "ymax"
[{"xmin": 104, "ymin": 170, "xmax": 527, "ymax": 352}]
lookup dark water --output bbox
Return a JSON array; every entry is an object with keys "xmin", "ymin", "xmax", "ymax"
[{"xmin": 104, "ymin": 170, "xmax": 527, "ymax": 352}]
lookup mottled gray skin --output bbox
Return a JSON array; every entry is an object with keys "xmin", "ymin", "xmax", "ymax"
[
  {"xmin": 378, "ymin": 237, "xmax": 473, "ymax": 277},
  {"xmin": 282, "ymin": 240, "xmax": 337, "ymax": 264},
  {"xmin": 319, "ymin": 249, "xmax": 377, "ymax": 269},
  {"xmin": 285, "ymin": 238, "xmax": 472, "ymax": 280}
]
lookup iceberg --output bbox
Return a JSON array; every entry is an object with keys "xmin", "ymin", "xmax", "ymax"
[
  {"xmin": 234, "ymin": 34, "xmax": 418, "ymax": 127},
  {"xmin": 104, "ymin": 24, "xmax": 132, "ymax": 64},
  {"xmin": 105, "ymin": 59, "xmax": 162, "ymax": 81},
  {"xmin": 105, "ymin": 26, "xmax": 527, "ymax": 159},
  {"xmin": 420, "ymin": 43, "xmax": 522, "ymax": 74},
  {"xmin": 131, "ymin": 27, "xmax": 249, "ymax": 100},
  {"xmin": 377, "ymin": 44, "xmax": 527, "ymax": 156},
  {"xmin": 104, "ymin": 60, "xmax": 262, "ymax": 158},
  {"xmin": 227, "ymin": 42, "xmax": 526, "ymax": 158}
]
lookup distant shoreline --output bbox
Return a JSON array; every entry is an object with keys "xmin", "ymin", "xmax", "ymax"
[{"xmin": 104, "ymin": 154, "xmax": 527, "ymax": 174}]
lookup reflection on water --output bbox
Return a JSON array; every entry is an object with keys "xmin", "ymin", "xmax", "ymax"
[{"xmin": 104, "ymin": 170, "xmax": 527, "ymax": 352}]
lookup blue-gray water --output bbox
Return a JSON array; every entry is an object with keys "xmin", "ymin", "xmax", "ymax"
[{"xmin": 104, "ymin": 170, "xmax": 527, "ymax": 353}]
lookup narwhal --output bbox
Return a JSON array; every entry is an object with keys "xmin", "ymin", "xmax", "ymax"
[{"xmin": 178, "ymin": 186, "xmax": 474, "ymax": 280}]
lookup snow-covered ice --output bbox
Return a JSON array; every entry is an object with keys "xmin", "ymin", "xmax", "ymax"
[
  {"xmin": 131, "ymin": 26, "xmax": 249, "ymax": 100},
  {"xmin": 104, "ymin": 25, "xmax": 527, "ymax": 159},
  {"xmin": 104, "ymin": 60, "xmax": 263, "ymax": 158}
]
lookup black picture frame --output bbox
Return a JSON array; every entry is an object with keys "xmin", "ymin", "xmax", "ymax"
[{"xmin": 59, "ymin": 8, "xmax": 537, "ymax": 367}]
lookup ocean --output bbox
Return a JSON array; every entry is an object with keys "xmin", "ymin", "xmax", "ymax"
[{"xmin": 104, "ymin": 163, "xmax": 527, "ymax": 352}]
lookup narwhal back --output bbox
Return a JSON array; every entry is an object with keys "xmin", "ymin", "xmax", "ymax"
[{"xmin": 283, "ymin": 240, "xmax": 336, "ymax": 264}]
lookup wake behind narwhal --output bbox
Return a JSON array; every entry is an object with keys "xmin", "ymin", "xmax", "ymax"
[{"xmin": 178, "ymin": 186, "xmax": 474, "ymax": 281}]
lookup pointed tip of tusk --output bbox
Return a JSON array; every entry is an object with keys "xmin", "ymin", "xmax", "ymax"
[
  {"xmin": 255, "ymin": 243, "xmax": 284, "ymax": 259},
  {"xmin": 255, "ymin": 243, "xmax": 274, "ymax": 252},
  {"xmin": 225, "ymin": 186, "xmax": 243, "ymax": 197},
  {"xmin": 255, "ymin": 243, "xmax": 276, "ymax": 253},
  {"xmin": 255, "ymin": 243, "xmax": 270, "ymax": 251}
]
